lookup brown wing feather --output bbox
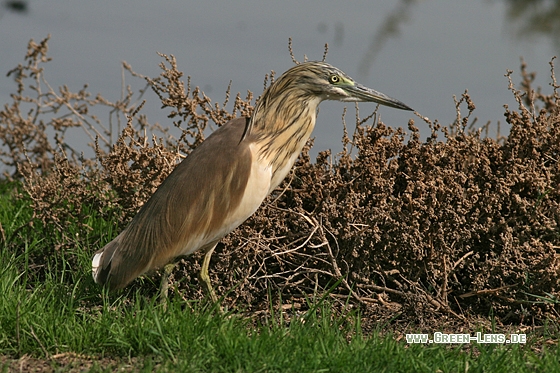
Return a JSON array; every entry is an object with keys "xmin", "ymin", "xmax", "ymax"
[{"xmin": 94, "ymin": 117, "xmax": 252, "ymax": 290}]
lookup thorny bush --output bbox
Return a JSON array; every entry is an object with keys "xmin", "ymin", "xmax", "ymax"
[{"xmin": 1, "ymin": 36, "xmax": 559, "ymax": 328}]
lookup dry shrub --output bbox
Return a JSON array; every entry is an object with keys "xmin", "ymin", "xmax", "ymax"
[
  {"xmin": 2, "ymin": 36, "xmax": 560, "ymax": 327},
  {"xmin": 170, "ymin": 61, "xmax": 560, "ymax": 326},
  {"xmin": 4, "ymin": 37, "xmax": 254, "ymax": 228}
]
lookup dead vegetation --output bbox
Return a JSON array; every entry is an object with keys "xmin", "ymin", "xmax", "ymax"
[{"xmin": 1, "ymin": 36, "xmax": 559, "ymax": 328}]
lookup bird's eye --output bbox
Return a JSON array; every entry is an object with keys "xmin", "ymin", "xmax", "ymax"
[{"xmin": 329, "ymin": 75, "xmax": 340, "ymax": 84}]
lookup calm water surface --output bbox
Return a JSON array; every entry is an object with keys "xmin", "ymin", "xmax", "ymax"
[{"xmin": 1, "ymin": 0, "xmax": 558, "ymax": 157}]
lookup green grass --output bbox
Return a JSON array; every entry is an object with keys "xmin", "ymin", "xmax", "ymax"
[{"xmin": 0, "ymin": 182, "xmax": 559, "ymax": 372}]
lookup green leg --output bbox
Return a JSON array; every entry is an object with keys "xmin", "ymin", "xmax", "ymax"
[{"xmin": 199, "ymin": 244, "xmax": 218, "ymax": 303}]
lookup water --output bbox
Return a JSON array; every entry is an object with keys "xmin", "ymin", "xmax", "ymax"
[{"xmin": 0, "ymin": 0, "xmax": 558, "ymax": 161}]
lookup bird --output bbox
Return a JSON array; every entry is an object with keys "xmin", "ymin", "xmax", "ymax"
[{"xmin": 91, "ymin": 61, "xmax": 413, "ymax": 300}]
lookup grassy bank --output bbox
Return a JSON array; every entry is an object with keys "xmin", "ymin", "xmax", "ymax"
[{"xmin": 0, "ymin": 183, "xmax": 558, "ymax": 372}]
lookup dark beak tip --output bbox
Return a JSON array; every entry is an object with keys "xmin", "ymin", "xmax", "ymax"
[{"xmin": 388, "ymin": 101, "xmax": 414, "ymax": 112}]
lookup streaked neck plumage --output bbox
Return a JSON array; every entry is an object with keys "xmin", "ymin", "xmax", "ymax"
[{"xmin": 243, "ymin": 69, "xmax": 323, "ymax": 190}]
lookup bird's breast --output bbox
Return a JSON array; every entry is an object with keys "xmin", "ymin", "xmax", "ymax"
[{"xmin": 194, "ymin": 142, "xmax": 272, "ymax": 247}]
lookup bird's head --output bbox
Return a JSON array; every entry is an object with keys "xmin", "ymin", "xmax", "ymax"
[
  {"xmin": 269, "ymin": 61, "xmax": 413, "ymax": 111},
  {"xmin": 245, "ymin": 61, "xmax": 413, "ymax": 144}
]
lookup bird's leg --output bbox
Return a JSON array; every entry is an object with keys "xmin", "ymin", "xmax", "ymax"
[
  {"xmin": 199, "ymin": 244, "xmax": 218, "ymax": 303},
  {"xmin": 159, "ymin": 262, "xmax": 176, "ymax": 305}
]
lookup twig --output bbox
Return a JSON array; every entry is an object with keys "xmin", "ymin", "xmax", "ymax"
[
  {"xmin": 321, "ymin": 43, "xmax": 329, "ymax": 62},
  {"xmin": 29, "ymin": 325, "xmax": 50, "ymax": 359},
  {"xmin": 442, "ymin": 254, "xmax": 448, "ymax": 306},
  {"xmin": 451, "ymin": 251, "xmax": 474, "ymax": 271},
  {"xmin": 357, "ymin": 283, "xmax": 408, "ymax": 297},
  {"xmin": 0, "ymin": 221, "xmax": 5, "ymax": 244},
  {"xmin": 288, "ymin": 38, "xmax": 298, "ymax": 65},
  {"xmin": 459, "ymin": 284, "xmax": 518, "ymax": 299},
  {"xmin": 270, "ymin": 224, "xmax": 318, "ymax": 257},
  {"xmin": 42, "ymin": 77, "xmax": 110, "ymax": 145},
  {"xmin": 320, "ymin": 223, "xmax": 367, "ymax": 306}
]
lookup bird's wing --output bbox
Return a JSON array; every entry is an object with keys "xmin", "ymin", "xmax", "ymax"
[{"xmin": 93, "ymin": 117, "xmax": 271, "ymax": 289}]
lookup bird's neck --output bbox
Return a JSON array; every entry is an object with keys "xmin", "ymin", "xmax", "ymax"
[{"xmin": 247, "ymin": 93, "xmax": 321, "ymax": 190}]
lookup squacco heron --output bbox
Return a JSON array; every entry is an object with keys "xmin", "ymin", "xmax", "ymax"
[{"xmin": 92, "ymin": 61, "xmax": 412, "ymax": 299}]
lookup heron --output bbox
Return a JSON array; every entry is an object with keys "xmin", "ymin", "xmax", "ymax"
[{"xmin": 91, "ymin": 61, "xmax": 413, "ymax": 300}]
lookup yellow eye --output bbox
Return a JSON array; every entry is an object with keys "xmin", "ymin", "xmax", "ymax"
[{"xmin": 329, "ymin": 74, "xmax": 340, "ymax": 84}]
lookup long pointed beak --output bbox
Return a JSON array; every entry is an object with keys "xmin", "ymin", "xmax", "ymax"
[{"xmin": 344, "ymin": 83, "xmax": 413, "ymax": 111}]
